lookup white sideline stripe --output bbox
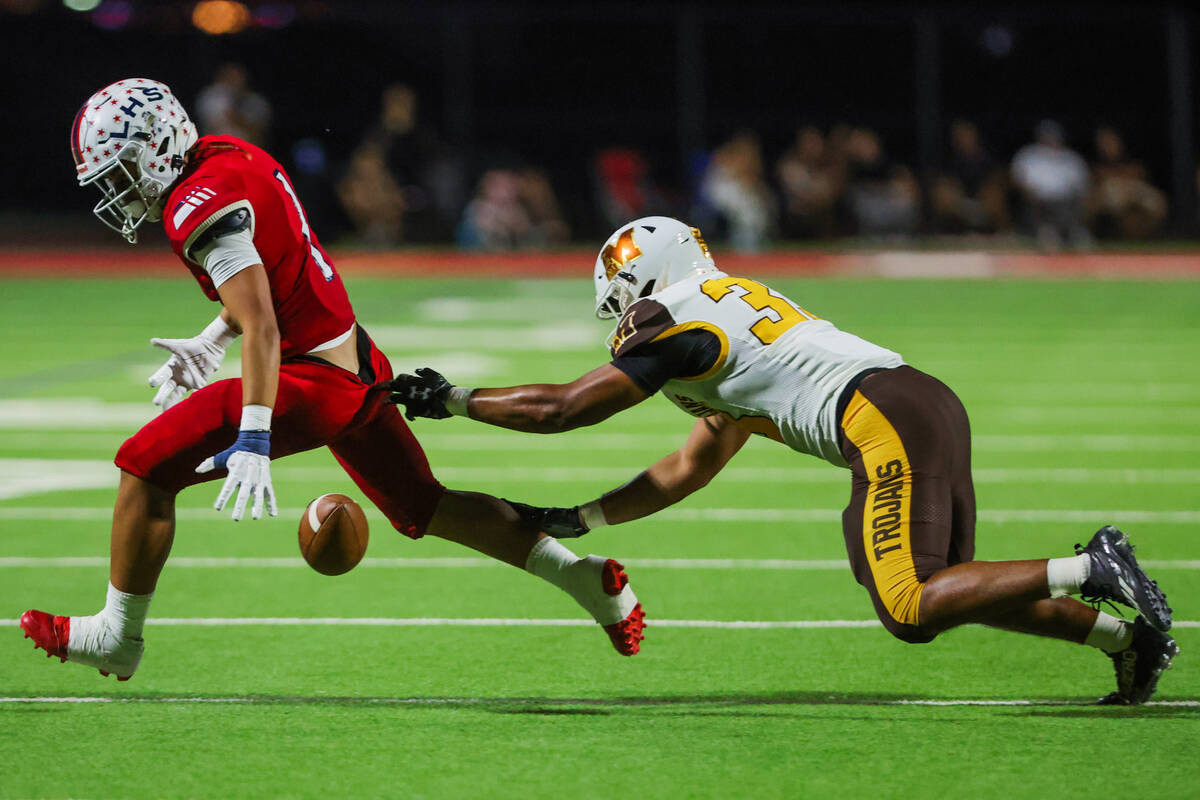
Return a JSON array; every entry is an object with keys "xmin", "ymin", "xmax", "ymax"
[
  {"xmin": 2, "ymin": 617, "xmax": 1197, "ymax": 629},
  {"xmin": 3, "ymin": 557, "xmax": 1200, "ymax": 570},
  {"xmin": 996, "ymin": 406, "xmax": 1200, "ymax": 423},
  {"xmin": 370, "ymin": 322, "xmax": 600, "ymax": 352},
  {"xmin": 0, "ymin": 616, "xmax": 882, "ymax": 629},
  {"xmin": 5, "ymin": 458, "xmax": 1200, "ymax": 488},
  {"xmin": 3, "ymin": 424, "xmax": 1200, "ymax": 453},
  {"xmin": 0, "ymin": 459, "xmax": 115, "ymax": 501},
  {"xmin": 0, "ymin": 696, "xmax": 1194, "ymax": 707},
  {"xmin": 971, "ymin": 434, "xmax": 1200, "ymax": 452},
  {"xmin": 2, "ymin": 506, "xmax": 1199, "ymax": 524},
  {"xmin": 276, "ymin": 465, "xmax": 1200, "ymax": 485},
  {"xmin": 326, "ymin": 433, "xmax": 1200, "ymax": 454}
]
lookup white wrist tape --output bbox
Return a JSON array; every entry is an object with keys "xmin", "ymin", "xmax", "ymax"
[
  {"xmin": 201, "ymin": 315, "xmax": 239, "ymax": 348},
  {"xmin": 445, "ymin": 386, "xmax": 473, "ymax": 417},
  {"xmin": 579, "ymin": 499, "xmax": 608, "ymax": 530},
  {"xmin": 240, "ymin": 404, "xmax": 273, "ymax": 431}
]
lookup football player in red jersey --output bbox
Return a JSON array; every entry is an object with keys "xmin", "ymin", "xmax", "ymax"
[{"xmin": 19, "ymin": 79, "xmax": 644, "ymax": 680}]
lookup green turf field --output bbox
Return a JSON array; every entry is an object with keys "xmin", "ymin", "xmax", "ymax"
[{"xmin": 1, "ymin": 274, "xmax": 1197, "ymax": 799}]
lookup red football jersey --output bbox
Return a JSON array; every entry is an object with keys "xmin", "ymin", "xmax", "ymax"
[{"xmin": 163, "ymin": 136, "xmax": 355, "ymax": 357}]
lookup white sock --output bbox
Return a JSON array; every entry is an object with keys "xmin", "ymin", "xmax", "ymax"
[
  {"xmin": 1046, "ymin": 554, "xmax": 1090, "ymax": 598},
  {"xmin": 70, "ymin": 583, "xmax": 152, "ymax": 656},
  {"xmin": 525, "ymin": 536, "xmax": 582, "ymax": 590},
  {"xmin": 1085, "ymin": 611, "xmax": 1134, "ymax": 653},
  {"xmin": 102, "ymin": 582, "xmax": 153, "ymax": 640},
  {"xmin": 525, "ymin": 537, "xmax": 634, "ymax": 625}
]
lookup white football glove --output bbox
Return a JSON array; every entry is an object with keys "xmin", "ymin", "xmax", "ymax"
[
  {"xmin": 195, "ymin": 419, "xmax": 278, "ymax": 521},
  {"xmin": 148, "ymin": 316, "xmax": 238, "ymax": 411}
]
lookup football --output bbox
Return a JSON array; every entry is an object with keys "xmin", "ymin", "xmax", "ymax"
[{"xmin": 298, "ymin": 493, "xmax": 369, "ymax": 576}]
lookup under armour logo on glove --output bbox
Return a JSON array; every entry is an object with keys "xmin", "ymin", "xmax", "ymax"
[{"xmin": 386, "ymin": 368, "xmax": 454, "ymax": 421}]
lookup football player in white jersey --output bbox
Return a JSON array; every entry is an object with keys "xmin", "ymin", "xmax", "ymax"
[{"xmin": 389, "ymin": 216, "xmax": 1178, "ymax": 704}]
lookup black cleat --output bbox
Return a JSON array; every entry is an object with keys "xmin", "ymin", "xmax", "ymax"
[
  {"xmin": 1075, "ymin": 525, "xmax": 1172, "ymax": 632},
  {"xmin": 1097, "ymin": 616, "xmax": 1180, "ymax": 705}
]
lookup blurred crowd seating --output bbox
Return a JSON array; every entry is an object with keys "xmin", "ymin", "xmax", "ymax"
[{"xmin": 198, "ymin": 71, "xmax": 1173, "ymax": 252}]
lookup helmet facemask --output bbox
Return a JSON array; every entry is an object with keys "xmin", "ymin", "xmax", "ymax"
[
  {"xmin": 82, "ymin": 137, "xmax": 158, "ymax": 243},
  {"xmin": 595, "ymin": 270, "xmax": 654, "ymax": 320}
]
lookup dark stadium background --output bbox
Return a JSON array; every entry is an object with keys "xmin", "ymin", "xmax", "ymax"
[{"xmin": 1, "ymin": 0, "xmax": 1197, "ymax": 244}]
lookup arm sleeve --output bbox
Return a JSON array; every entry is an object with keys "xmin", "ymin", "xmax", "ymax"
[
  {"xmin": 610, "ymin": 329, "xmax": 723, "ymax": 395},
  {"xmin": 186, "ymin": 205, "xmax": 262, "ymax": 289}
]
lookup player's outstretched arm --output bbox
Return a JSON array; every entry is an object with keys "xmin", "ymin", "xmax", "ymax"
[
  {"xmin": 388, "ymin": 364, "xmax": 648, "ymax": 433},
  {"xmin": 147, "ymin": 311, "xmax": 239, "ymax": 411},
  {"xmin": 194, "ymin": 265, "xmax": 281, "ymax": 521},
  {"xmin": 504, "ymin": 414, "xmax": 750, "ymax": 537},
  {"xmin": 593, "ymin": 414, "xmax": 749, "ymax": 525}
]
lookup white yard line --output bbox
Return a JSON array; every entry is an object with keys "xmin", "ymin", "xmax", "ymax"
[
  {"xmin": 1, "ymin": 506, "xmax": 1198, "ymax": 524},
  {"xmin": 2, "ymin": 556, "xmax": 1198, "ymax": 570},
  {"xmin": 1, "ymin": 617, "xmax": 1196, "ymax": 629},
  {"xmin": 970, "ymin": 434, "xmax": 1200, "ymax": 452},
  {"xmin": 997, "ymin": 407, "xmax": 1200, "ymax": 423},
  {"xmin": 0, "ymin": 458, "xmax": 1197, "ymax": 507},
  {"xmin": 4, "ymin": 423, "xmax": 1200, "ymax": 453},
  {"xmin": 273, "ymin": 465, "xmax": 1200, "ymax": 485},
  {"xmin": 0, "ymin": 696, "xmax": 1194, "ymax": 706},
  {"xmin": 334, "ymin": 433, "xmax": 1200, "ymax": 453}
]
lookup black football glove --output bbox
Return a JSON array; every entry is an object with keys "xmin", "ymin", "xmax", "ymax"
[
  {"xmin": 504, "ymin": 499, "xmax": 589, "ymax": 538},
  {"xmin": 386, "ymin": 367, "xmax": 454, "ymax": 421}
]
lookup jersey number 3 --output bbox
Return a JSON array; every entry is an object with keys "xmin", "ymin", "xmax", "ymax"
[
  {"xmin": 700, "ymin": 277, "xmax": 816, "ymax": 345},
  {"xmin": 273, "ymin": 169, "xmax": 334, "ymax": 282}
]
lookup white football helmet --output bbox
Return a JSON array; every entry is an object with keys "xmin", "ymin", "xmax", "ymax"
[
  {"xmin": 70, "ymin": 78, "xmax": 197, "ymax": 243},
  {"xmin": 593, "ymin": 216, "xmax": 717, "ymax": 319}
]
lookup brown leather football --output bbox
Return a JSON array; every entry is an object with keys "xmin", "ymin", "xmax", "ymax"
[{"xmin": 298, "ymin": 493, "xmax": 369, "ymax": 576}]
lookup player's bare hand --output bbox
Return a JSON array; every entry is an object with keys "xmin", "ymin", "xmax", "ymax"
[
  {"xmin": 148, "ymin": 332, "xmax": 229, "ymax": 411},
  {"xmin": 386, "ymin": 367, "xmax": 454, "ymax": 421},
  {"xmin": 195, "ymin": 431, "xmax": 278, "ymax": 521}
]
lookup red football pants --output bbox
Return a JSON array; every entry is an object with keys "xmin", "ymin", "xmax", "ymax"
[{"xmin": 115, "ymin": 336, "xmax": 444, "ymax": 537}]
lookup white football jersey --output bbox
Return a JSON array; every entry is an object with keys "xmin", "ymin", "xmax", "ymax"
[{"xmin": 609, "ymin": 271, "xmax": 904, "ymax": 467}]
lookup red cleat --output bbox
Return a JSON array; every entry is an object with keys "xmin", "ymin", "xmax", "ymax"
[
  {"xmin": 604, "ymin": 602, "xmax": 645, "ymax": 657},
  {"xmin": 599, "ymin": 559, "xmax": 646, "ymax": 657},
  {"xmin": 19, "ymin": 609, "xmax": 137, "ymax": 680},
  {"xmin": 20, "ymin": 610, "xmax": 69, "ymax": 663},
  {"xmin": 600, "ymin": 558, "xmax": 629, "ymax": 596}
]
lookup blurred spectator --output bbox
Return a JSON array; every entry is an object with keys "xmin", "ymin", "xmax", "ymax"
[
  {"xmin": 195, "ymin": 63, "xmax": 271, "ymax": 146},
  {"xmin": 518, "ymin": 167, "xmax": 570, "ymax": 246},
  {"xmin": 700, "ymin": 131, "xmax": 776, "ymax": 251},
  {"xmin": 843, "ymin": 127, "xmax": 919, "ymax": 237},
  {"xmin": 457, "ymin": 168, "xmax": 568, "ymax": 250},
  {"xmin": 1088, "ymin": 126, "xmax": 1167, "ymax": 239},
  {"xmin": 336, "ymin": 143, "xmax": 406, "ymax": 246},
  {"xmin": 776, "ymin": 126, "xmax": 843, "ymax": 238},
  {"xmin": 594, "ymin": 148, "xmax": 665, "ymax": 231},
  {"xmin": 1010, "ymin": 120, "xmax": 1092, "ymax": 250},
  {"xmin": 343, "ymin": 83, "xmax": 465, "ymax": 243},
  {"xmin": 931, "ymin": 119, "xmax": 1010, "ymax": 234}
]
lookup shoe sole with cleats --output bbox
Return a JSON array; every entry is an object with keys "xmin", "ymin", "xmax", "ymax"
[{"xmin": 598, "ymin": 559, "xmax": 645, "ymax": 657}]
